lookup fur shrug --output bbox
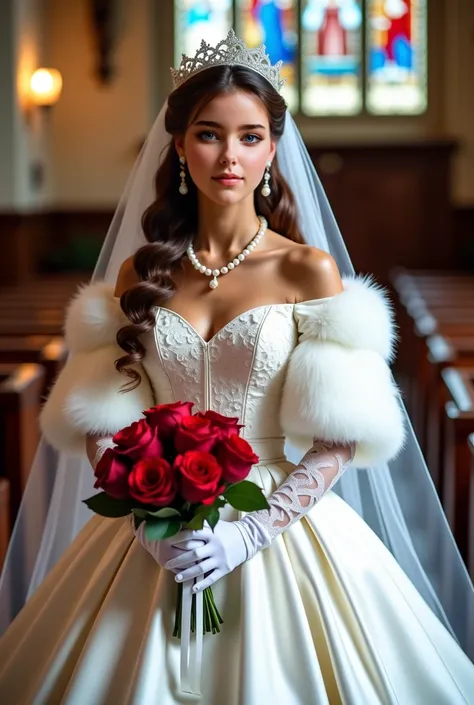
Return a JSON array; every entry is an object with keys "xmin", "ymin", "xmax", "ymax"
[
  {"xmin": 39, "ymin": 282, "xmax": 154, "ymax": 455},
  {"xmin": 280, "ymin": 276, "xmax": 406, "ymax": 466}
]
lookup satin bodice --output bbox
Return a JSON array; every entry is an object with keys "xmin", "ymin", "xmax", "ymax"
[{"xmin": 141, "ymin": 304, "xmax": 298, "ymax": 461}]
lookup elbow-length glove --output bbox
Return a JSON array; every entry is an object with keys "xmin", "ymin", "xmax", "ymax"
[{"xmin": 164, "ymin": 440, "xmax": 355, "ymax": 591}]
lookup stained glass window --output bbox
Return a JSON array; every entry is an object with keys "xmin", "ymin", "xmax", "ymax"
[
  {"xmin": 236, "ymin": 1, "xmax": 299, "ymax": 112},
  {"xmin": 301, "ymin": 0, "xmax": 363, "ymax": 116},
  {"xmin": 173, "ymin": 0, "xmax": 428, "ymax": 117},
  {"xmin": 366, "ymin": 0, "xmax": 427, "ymax": 114},
  {"xmin": 174, "ymin": 0, "xmax": 233, "ymax": 63}
]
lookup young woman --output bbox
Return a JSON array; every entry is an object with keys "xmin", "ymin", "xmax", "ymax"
[{"xmin": 0, "ymin": 31, "xmax": 473, "ymax": 704}]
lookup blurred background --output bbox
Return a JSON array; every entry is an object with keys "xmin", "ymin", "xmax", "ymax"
[
  {"xmin": 1, "ymin": 1, "xmax": 474, "ymax": 582},
  {"xmin": 0, "ymin": 0, "xmax": 473, "ymax": 284}
]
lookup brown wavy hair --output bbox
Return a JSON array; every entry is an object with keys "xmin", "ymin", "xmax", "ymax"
[{"xmin": 116, "ymin": 64, "xmax": 305, "ymax": 391}]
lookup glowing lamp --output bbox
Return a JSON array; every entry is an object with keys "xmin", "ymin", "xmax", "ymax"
[{"xmin": 30, "ymin": 68, "xmax": 63, "ymax": 107}]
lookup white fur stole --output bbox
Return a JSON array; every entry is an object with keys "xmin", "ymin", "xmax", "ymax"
[
  {"xmin": 280, "ymin": 276, "xmax": 406, "ymax": 467},
  {"xmin": 39, "ymin": 282, "xmax": 155, "ymax": 455}
]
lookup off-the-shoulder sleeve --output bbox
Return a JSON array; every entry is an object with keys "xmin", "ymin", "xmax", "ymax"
[
  {"xmin": 39, "ymin": 282, "xmax": 155, "ymax": 455},
  {"xmin": 279, "ymin": 275, "xmax": 405, "ymax": 467}
]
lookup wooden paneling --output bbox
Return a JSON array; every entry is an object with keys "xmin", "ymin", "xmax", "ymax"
[{"xmin": 308, "ymin": 140, "xmax": 458, "ymax": 284}]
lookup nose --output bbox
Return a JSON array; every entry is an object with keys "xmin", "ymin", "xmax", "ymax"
[{"xmin": 219, "ymin": 139, "xmax": 237, "ymax": 166}]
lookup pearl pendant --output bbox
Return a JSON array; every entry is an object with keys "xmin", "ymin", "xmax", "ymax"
[{"xmin": 186, "ymin": 216, "xmax": 267, "ymax": 292}]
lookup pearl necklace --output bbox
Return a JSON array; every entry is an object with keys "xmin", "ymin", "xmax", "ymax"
[{"xmin": 186, "ymin": 216, "xmax": 267, "ymax": 289}]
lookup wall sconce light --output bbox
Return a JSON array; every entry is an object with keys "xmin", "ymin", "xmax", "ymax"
[{"xmin": 29, "ymin": 68, "xmax": 63, "ymax": 108}]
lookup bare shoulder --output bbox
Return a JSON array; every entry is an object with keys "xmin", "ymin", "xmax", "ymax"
[
  {"xmin": 114, "ymin": 255, "xmax": 140, "ymax": 297},
  {"xmin": 282, "ymin": 243, "xmax": 343, "ymax": 301}
]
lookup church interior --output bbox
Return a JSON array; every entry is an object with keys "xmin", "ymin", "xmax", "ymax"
[{"xmin": 0, "ymin": 0, "xmax": 474, "ymax": 587}]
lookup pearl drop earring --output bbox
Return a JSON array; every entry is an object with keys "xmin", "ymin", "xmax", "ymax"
[
  {"xmin": 261, "ymin": 161, "xmax": 272, "ymax": 197},
  {"xmin": 179, "ymin": 156, "xmax": 188, "ymax": 195}
]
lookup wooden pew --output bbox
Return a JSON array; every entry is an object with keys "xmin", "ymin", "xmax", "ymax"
[
  {"xmin": 441, "ymin": 366, "xmax": 474, "ymax": 560},
  {"xmin": 0, "ymin": 363, "xmax": 45, "ymax": 530},
  {"xmin": 391, "ymin": 269, "xmax": 474, "ymax": 398},
  {"xmin": 0, "ymin": 478, "xmax": 9, "ymax": 572},
  {"xmin": 0, "ymin": 336, "xmax": 67, "ymax": 401},
  {"xmin": 0, "ymin": 273, "xmax": 85, "ymax": 338},
  {"xmin": 423, "ymin": 335, "xmax": 474, "ymax": 491},
  {"xmin": 468, "ymin": 434, "xmax": 474, "ymax": 580},
  {"xmin": 391, "ymin": 270, "xmax": 474, "ymax": 450}
]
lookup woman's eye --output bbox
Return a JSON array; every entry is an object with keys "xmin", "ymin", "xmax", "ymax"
[
  {"xmin": 242, "ymin": 134, "xmax": 262, "ymax": 144},
  {"xmin": 197, "ymin": 131, "xmax": 217, "ymax": 141}
]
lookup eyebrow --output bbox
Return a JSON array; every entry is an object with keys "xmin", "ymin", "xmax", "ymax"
[{"xmin": 192, "ymin": 120, "xmax": 266, "ymax": 130}]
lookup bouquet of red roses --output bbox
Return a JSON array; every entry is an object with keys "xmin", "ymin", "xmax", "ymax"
[{"xmin": 84, "ymin": 401, "xmax": 268, "ymax": 637}]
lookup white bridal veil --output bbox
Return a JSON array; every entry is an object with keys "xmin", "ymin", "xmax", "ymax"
[{"xmin": 1, "ymin": 96, "xmax": 473, "ymax": 659}]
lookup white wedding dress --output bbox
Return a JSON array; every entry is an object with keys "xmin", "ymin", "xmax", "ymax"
[{"xmin": 0, "ymin": 297, "xmax": 473, "ymax": 704}]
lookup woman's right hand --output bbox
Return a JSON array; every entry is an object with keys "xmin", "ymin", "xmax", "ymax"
[{"xmin": 134, "ymin": 521, "xmax": 205, "ymax": 573}]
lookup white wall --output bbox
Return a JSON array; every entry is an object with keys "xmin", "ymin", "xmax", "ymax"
[
  {"xmin": 0, "ymin": 0, "xmax": 49, "ymax": 211},
  {"xmin": 0, "ymin": 2, "xmax": 15, "ymax": 209},
  {"xmin": 14, "ymin": 0, "xmax": 51, "ymax": 211},
  {"xmin": 46, "ymin": 0, "xmax": 151, "ymax": 208}
]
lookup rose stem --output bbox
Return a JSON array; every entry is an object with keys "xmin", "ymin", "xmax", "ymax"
[
  {"xmin": 203, "ymin": 590, "xmax": 211, "ymax": 633},
  {"xmin": 191, "ymin": 593, "xmax": 196, "ymax": 633},
  {"xmin": 204, "ymin": 588, "xmax": 221, "ymax": 634},
  {"xmin": 207, "ymin": 587, "xmax": 224, "ymax": 625},
  {"xmin": 173, "ymin": 582, "xmax": 183, "ymax": 638}
]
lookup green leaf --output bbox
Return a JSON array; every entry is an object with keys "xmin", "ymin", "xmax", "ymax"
[
  {"xmin": 131, "ymin": 508, "xmax": 148, "ymax": 518},
  {"xmin": 144, "ymin": 518, "xmax": 181, "ymax": 540},
  {"xmin": 213, "ymin": 497, "xmax": 227, "ymax": 510},
  {"xmin": 224, "ymin": 481, "xmax": 270, "ymax": 511},
  {"xmin": 207, "ymin": 507, "xmax": 220, "ymax": 531},
  {"xmin": 148, "ymin": 507, "xmax": 182, "ymax": 519},
  {"xmin": 195, "ymin": 504, "xmax": 213, "ymax": 517},
  {"xmin": 184, "ymin": 513, "xmax": 206, "ymax": 531},
  {"xmin": 83, "ymin": 492, "xmax": 131, "ymax": 518}
]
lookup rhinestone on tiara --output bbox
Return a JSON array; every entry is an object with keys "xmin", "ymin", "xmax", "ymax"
[{"xmin": 170, "ymin": 29, "xmax": 286, "ymax": 94}]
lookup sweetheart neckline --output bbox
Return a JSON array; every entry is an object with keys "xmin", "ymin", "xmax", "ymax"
[{"xmin": 153, "ymin": 302, "xmax": 295, "ymax": 346}]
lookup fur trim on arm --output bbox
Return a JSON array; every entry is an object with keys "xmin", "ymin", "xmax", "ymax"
[
  {"xmin": 280, "ymin": 275, "xmax": 405, "ymax": 467},
  {"xmin": 296, "ymin": 275, "xmax": 398, "ymax": 362},
  {"xmin": 64, "ymin": 281, "xmax": 128, "ymax": 353},
  {"xmin": 40, "ymin": 282, "xmax": 155, "ymax": 455}
]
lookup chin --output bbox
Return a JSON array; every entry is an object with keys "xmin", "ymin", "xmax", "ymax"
[
  {"xmin": 203, "ymin": 189, "xmax": 252, "ymax": 207},
  {"xmin": 203, "ymin": 184, "xmax": 253, "ymax": 206}
]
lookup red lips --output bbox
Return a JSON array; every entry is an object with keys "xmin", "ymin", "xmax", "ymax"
[{"xmin": 212, "ymin": 173, "xmax": 242, "ymax": 180}]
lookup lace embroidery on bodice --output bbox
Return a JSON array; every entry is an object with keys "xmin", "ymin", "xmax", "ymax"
[{"xmin": 142, "ymin": 305, "xmax": 297, "ymax": 451}]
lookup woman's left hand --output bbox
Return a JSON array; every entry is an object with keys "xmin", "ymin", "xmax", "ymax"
[{"xmin": 165, "ymin": 521, "xmax": 248, "ymax": 591}]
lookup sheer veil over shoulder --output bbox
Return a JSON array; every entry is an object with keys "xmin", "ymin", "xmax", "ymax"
[{"xmin": 0, "ymin": 36, "xmax": 473, "ymax": 671}]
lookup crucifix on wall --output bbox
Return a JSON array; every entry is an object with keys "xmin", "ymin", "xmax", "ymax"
[{"xmin": 89, "ymin": 0, "xmax": 125, "ymax": 84}]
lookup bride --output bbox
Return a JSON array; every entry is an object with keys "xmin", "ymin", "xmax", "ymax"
[{"xmin": 0, "ymin": 31, "xmax": 473, "ymax": 704}]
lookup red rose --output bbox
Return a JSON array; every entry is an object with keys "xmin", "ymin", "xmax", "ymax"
[
  {"xmin": 144, "ymin": 401, "xmax": 194, "ymax": 440},
  {"xmin": 113, "ymin": 418, "xmax": 163, "ymax": 460},
  {"xmin": 199, "ymin": 410, "xmax": 243, "ymax": 440},
  {"xmin": 128, "ymin": 457, "xmax": 177, "ymax": 506},
  {"xmin": 93, "ymin": 448, "xmax": 131, "ymax": 499},
  {"xmin": 215, "ymin": 435, "xmax": 259, "ymax": 484},
  {"xmin": 175, "ymin": 415, "xmax": 219, "ymax": 454},
  {"xmin": 175, "ymin": 451, "xmax": 225, "ymax": 505}
]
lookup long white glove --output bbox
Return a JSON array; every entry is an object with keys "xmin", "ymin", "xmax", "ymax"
[
  {"xmin": 133, "ymin": 519, "xmax": 206, "ymax": 569},
  {"xmin": 165, "ymin": 440, "xmax": 355, "ymax": 591}
]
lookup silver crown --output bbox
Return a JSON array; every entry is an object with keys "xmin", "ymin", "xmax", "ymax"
[{"xmin": 170, "ymin": 29, "xmax": 285, "ymax": 93}]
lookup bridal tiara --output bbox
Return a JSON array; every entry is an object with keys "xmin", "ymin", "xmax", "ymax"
[{"xmin": 170, "ymin": 29, "xmax": 286, "ymax": 93}]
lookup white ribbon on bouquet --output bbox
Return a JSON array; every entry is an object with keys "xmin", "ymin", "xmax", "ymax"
[{"xmin": 180, "ymin": 576, "xmax": 204, "ymax": 696}]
